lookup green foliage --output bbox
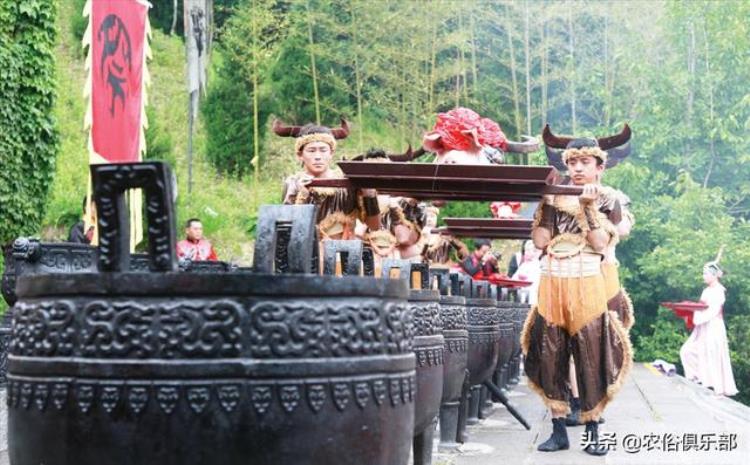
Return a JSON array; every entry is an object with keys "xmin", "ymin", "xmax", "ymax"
[
  {"xmin": 44, "ymin": 0, "xmax": 90, "ymax": 233},
  {"xmin": 265, "ymin": 32, "xmax": 349, "ymax": 124},
  {"xmin": 0, "ymin": 0, "xmax": 59, "ymax": 244},
  {"xmin": 148, "ymin": 0, "xmax": 242, "ymax": 37},
  {"xmin": 145, "ymin": 106, "xmax": 175, "ymax": 166},
  {"xmin": 69, "ymin": 0, "xmax": 86, "ymax": 42},
  {"xmin": 438, "ymin": 202, "xmax": 491, "ymax": 226},
  {"xmin": 727, "ymin": 314, "xmax": 750, "ymax": 405},
  {"xmin": 608, "ymin": 169, "xmax": 750, "ymax": 353},
  {"xmin": 0, "ymin": 255, "xmax": 5, "ymax": 314},
  {"xmin": 634, "ymin": 307, "xmax": 688, "ymax": 366},
  {"xmin": 205, "ymin": 0, "xmax": 287, "ymax": 176},
  {"xmin": 202, "ymin": 53, "xmax": 254, "ymax": 175},
  {"xmin": 148, "ymin": 0, "xmax": 184, "ymax": 35},
  {"xmin": 18, "ymin": 0, "xmax": 750, "ymax": 406}
]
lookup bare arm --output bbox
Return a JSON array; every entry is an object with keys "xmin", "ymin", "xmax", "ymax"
[
  {"xmin": 532, "ymin": 226, "xmax": 552, "ymax": 250},
  {"xmin": 532, "ymin": 200, "xmax": 555, "ymax": 250},
  {"xmin": 450, "ymin": 238, "xmax": 470, "ymax": 260},
  {"xmin": 585, "ymin": 228, "xmax": 611, "ymax": 253},
  {"xmin": 281, "ymin": 179, "xmax": 294, "ymax": 204},
  {"xmin": 579, "ymin": 184, "xmax": 612, "ymax": 253},
  {"xmin": 364, "ymin": 213, "xmax": 381, "ymax": 232},
  {"xmin": 616, "ymin": 214, "xmax": 633, "ymax": 238}
]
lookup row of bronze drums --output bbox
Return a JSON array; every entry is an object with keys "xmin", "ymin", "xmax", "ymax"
[{"xmin": 1, "ymin": 161, "xmax": 530, "ymax": 465}]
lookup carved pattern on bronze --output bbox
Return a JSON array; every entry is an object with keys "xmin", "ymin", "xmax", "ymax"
[
  {"xmin": 6, "ymin": 375, "xmax": 417, "ymax": 416},
  {"xmin": 92, "ymin": 162, "xmax": 176, "ymax": 272},
  {"xmin": 11, "ymin": 301, "xmax": 76, "ymax": 357},
  {"xmin": 249, "ymin": 301, "xmax": 412, "ymax": 357},
  {"xmin": 415, "ymin": 347, "xmax": 444, "ymax": 367},
  {"xmin": 467, "ymin": 306, "xmax": 499, "ymax": 326},
  {"xmin": 444, "ymin": 339, "xmax": 468, "ymax": 353},
  {"xmin": 469, "ymin": 332, "xmax": 501, "ymax": 344},
  {"xmin": 410, "ymin": 302, "xmax": 442, "ymax": 336},
  {"xmin": 11, "ymin": 299, "xmax": 413, "ymax": 359},
  {"xmin": 439, "ymin": 304, "xmax": 467, "ymax": 330}
]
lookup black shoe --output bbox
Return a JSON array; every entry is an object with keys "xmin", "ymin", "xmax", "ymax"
[
  {"xmin": 565, "ymin": 397, "xmax": 581, "ymax": 426},
  {"xmin": 537, "ymin": 418, "xmax": 569, "ymax": 452},
  {"xmin": 582, "ymin": 421, "xmax": 608, "ymax": 456}
]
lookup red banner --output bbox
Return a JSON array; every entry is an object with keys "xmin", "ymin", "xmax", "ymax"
[{"xmin": 89, "ymin": 0, "xmax": 148, "ymax": 163}]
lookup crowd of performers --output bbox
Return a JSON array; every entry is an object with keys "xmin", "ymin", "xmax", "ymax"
[
  {"xmin": 63, "ymin": 106, "xmax": 735, "ymax": 454},
  {"xmin": 269, "ymin": 106, "xmax": 738, "ymax": 455}
]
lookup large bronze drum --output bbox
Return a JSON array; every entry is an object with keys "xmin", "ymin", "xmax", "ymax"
[
  {"xmin": 465, "ymin": 282, "xmax": 500, "ymax": 387},
  {"xmin": 431, "ymin": 269, "xmax": 468, "ymax": 450},
  {"xmin": 510, "ymin": 302, "xmax": 532, "ymax": 384},
  {"xmin": 7, "ymin": 163, "xmax": 415, "ymax": 465},
  {"xmin": 494, "ymin": 300, "xmax": 517, "ymax": 390},
  {"xmin": 381, "ymin": 260, "xmax": 443, "ymax": 465}
]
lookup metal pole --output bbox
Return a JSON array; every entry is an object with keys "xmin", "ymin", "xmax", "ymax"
[
  {"xmin": 188, "ymin": 90, "xmax": 195, "ymax": 194},
  {"xmin": 483, "ymin": 380, "xmax": 531, "ymax": 430}
]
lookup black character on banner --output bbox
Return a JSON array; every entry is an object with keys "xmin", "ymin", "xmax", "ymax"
[{"xmin": 97, "ymin": 14, "xmax": 132, "ymax": 117}]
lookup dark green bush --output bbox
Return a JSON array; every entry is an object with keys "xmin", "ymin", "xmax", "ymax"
[{"xmin": 0, "ymin": 0, "xmax": 59, "ymax": 245}]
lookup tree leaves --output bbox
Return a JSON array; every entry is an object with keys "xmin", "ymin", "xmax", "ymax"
[{"xmin": 0, "ymin": 0, "xmax": 58, "ymax": 246}]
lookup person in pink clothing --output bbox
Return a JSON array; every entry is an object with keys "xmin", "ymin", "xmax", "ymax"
[
  {"xmin": 176, "ymin": 218, "xmax": 218, "ymax": 261},
  {"xmin": 679, "ymin": 257, "xmax": 738, "ymax": 396}
]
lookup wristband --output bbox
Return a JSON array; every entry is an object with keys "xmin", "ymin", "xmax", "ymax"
[{"xmin": 583, "ymin": 205, "xmax": 602, "ymax": 231}]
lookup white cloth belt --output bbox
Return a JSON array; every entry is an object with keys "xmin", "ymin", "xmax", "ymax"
[{"xmin": 541, "ymin": 252, "xmax": 602, "ymax": 278}]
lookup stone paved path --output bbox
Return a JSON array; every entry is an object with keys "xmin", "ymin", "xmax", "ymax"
[{"xmin": 432, "ymin": 363, "xmax": 749, "ymax": 465}]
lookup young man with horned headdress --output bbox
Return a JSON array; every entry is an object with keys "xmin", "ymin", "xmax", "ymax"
[
  {"xmin": 543, "ymin": 125, "xmax": 636, "ymax": 426},
  {"xmin": 275, "ymin": 120, "xmax": 381, "ymax": 241},
  {"xmin": 522, "ymin": 136, "xmax": 633, "ymax": 456},
  {"xmin": 543, "ymin": 124, "xmax": 637, "ymax": 335},
  {"xmin": 679, "ymin": 251, "xmax": 738, "ymax": 397}
]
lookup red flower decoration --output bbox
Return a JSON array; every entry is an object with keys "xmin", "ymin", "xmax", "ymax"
[
  {"xmin": 490, "ymin": 201, "xmax": 521, "ymax": 218},
  {"xmin": 477, "ymin": 118, "xmax": 508, "ymax": 151},
  {"xmin": 428, "ymin": 107, "xmax": 508, "ymax": 152}
]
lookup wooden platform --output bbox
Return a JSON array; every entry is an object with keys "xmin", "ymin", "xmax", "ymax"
[{"xmin": 306, "ymin": 162, "xmax": 583, "ymax": 201}]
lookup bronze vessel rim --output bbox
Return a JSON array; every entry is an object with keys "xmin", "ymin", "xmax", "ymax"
[{"xmin": 15, "ymin": 272, "xmax": 410, "ymax": 299}]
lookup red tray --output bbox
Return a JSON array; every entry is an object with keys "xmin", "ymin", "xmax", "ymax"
[
  {"xmin": 486, "ymin": 276, "xmax": 533, "ymax": 288},
  {"xmin": 661, "ymin": 301, "xmax": 708, "ymax": 312},
  {"xmin": 662, "ymin": 301, "xmax": 707, "ymax": 331}
]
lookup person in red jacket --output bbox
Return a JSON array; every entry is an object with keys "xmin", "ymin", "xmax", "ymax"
[
  {"xmin": 176, "ymin": 218, "xmax": 218, "ymax": 261},
  {"xmin": 459, "ymin": 238, "xmax": 499, "ymax": 279}
]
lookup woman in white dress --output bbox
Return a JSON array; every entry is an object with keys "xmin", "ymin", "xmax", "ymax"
[
  {"xmin": 511, "ymin": 240, "xmax": 542, "ymax": 305},
  {"xmin": 679, "ymin": 260, "xmax": 738, "ymax": 396}
]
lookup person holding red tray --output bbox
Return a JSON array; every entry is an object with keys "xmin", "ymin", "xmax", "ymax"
[{"xmin": 679, "ymin": 255, "xmax": 738, "ymax": 396}]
